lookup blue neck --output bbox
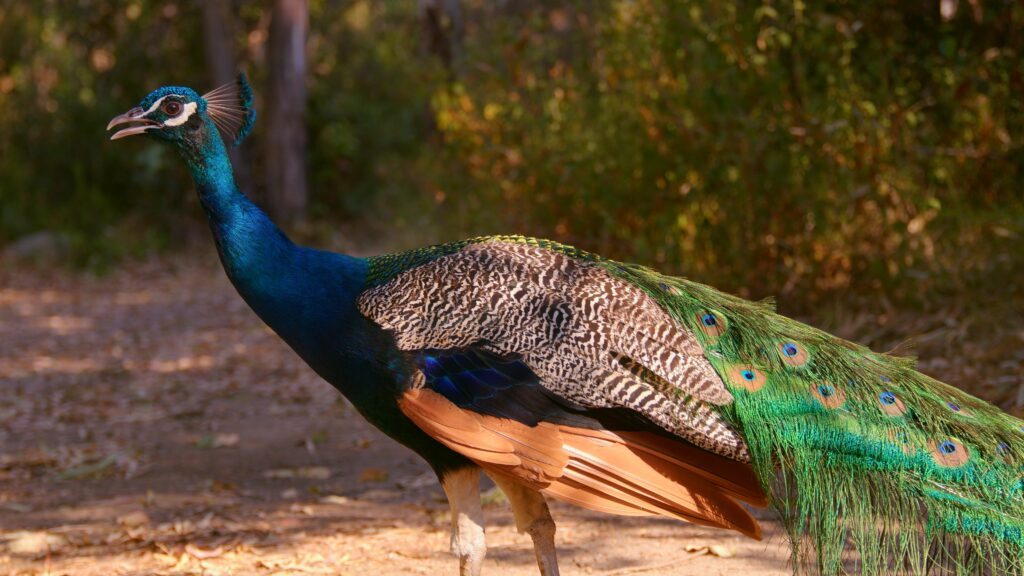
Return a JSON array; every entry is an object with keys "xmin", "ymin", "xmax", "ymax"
[
  {"xmin": 186, "ymin": 129, "xmax": 294, "ymax": 295},
  {"xmin": 181, "ymin": 124, "xmax": 368, "ymax": 364}
]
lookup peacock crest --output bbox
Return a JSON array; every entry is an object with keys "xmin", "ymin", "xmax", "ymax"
[{"xmin": 202, "ymin": 72, "xmax": 256, "ymax": 147}]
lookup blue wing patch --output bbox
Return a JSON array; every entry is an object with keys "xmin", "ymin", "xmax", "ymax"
[{"xmin": 415, "ymin": 349, "xmax": 550, "ymax": 425}]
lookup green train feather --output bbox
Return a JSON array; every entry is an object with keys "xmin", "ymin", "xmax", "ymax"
[{"xmin": 612, "ymin": 259, "xmax": 1024, "ymax": 575}]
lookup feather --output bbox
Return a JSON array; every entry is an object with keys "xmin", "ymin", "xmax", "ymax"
[
  {"xmin": 606, "ymin": 254, "xmax": 1024, "ymax": 575},
  {"xmin": 399, "ymin": 388, "xmax": 765, "ymax": 539},
  {"xmin": 359, "ymin": 241, "xmax": 749, "ymax": 460},
  {"xmin": 202, "ymin": 72, "xmax": 256, "ymax": 147},
  {"xmin": 367, "ymin": 235, "xmax": 1024, "ymax": 575}
]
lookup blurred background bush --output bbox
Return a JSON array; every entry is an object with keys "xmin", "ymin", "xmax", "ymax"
[{"xmin": 0, "ymin": 0, "xmax": 1021, "ymax": 310}]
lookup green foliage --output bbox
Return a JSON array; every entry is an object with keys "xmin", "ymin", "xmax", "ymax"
[
  {"xmin": 0, "ymin": 0, "xmax": 447, "ymax": 262},
  {"xmin": 0, "ymin": 0, "xmax": 1021, "ymax": 305},
  {"xmin": 428, "ymin": 1, "xmax": 1024, "ymax": 306},
  {"xmin": 306, "ymin": 0, "xmax": 447, "ymax": 224},
  {"xmin": 0, "ymin": 1, "xmax": 203, "ymax": 264}
]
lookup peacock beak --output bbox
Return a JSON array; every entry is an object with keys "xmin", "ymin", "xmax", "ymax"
[{"xmin": 107, "ymin": 107, "xmax": 160, "ymax": 140}]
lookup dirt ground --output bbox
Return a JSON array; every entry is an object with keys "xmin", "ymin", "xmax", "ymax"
[{"xmin": 1, "ymin": 255, "xmax": 1021, "ymax": 576}]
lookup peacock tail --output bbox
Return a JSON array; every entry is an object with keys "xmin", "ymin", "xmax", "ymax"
[
  {"xmin": 611, "ymin": 255, "xmax": 1024, "ymax": 575},
  {"xmin": 367, "ymin": 235, "xmax": 1024, "ymax": 575}
]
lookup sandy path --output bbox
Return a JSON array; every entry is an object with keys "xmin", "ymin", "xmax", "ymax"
[{"xmin": 2, "ymin": 253, "xmax": 1017, "ymax": 576}]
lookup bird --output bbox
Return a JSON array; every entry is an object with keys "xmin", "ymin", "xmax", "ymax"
[{"xmin": 107, "ymin": 74, "xmax": 1024, "ymax": 576}]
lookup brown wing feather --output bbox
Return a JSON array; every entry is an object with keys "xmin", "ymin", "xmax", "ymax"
[
  {"xmin": 360, "ymin": 241, "xmax": 750, "ymax": 461},
  {"xmin": 613, "ymin": 431, "xmax": 768, "ymax": 507},
  {"xmin": 399, "ymin": 389, "xmax": 765, "ymax": 539}
]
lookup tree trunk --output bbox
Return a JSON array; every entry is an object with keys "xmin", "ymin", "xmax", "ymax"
[
  {"xmin": 419, "ymin": 0, "xmax": 464, "ymax": 72},
  {"xmin": 199, "ymin": 0, "xmax": 253, "ymax": 197},
  {"xmin": 266, "ymin": 0, "xmax": 308, "ymax": 226}
]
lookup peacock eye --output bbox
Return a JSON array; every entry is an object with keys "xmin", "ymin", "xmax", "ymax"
[{"xmin": 162, "ymin": 100, "xmax": 183, "ymax": 116}]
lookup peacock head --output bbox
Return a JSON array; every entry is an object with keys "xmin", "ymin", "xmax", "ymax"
[{"xmin": 107, "ymin": 73, "xmax": 256, "ymax": 150}]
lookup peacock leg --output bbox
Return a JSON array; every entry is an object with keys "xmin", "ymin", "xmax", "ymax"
[
  {"xmin": 489, "ymin": 474, "xmax": 560, "ymax": 576},
  {"xmin": 441, "ymin": 466, "xmax": 487, "ymax": 576}
]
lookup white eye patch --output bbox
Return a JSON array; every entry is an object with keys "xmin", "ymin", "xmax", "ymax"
[
  {"xmin": 138, "ymin": 95, "xmax": 197, "ymax": 127},
  {"xmin": 162, "ymin": 101, "xmax": 198, "ymax": 126}
]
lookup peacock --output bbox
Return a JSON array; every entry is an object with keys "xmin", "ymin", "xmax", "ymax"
[{"xmin": 107, "ymin": 74, "xmax": 1024, "ymax": 576}]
